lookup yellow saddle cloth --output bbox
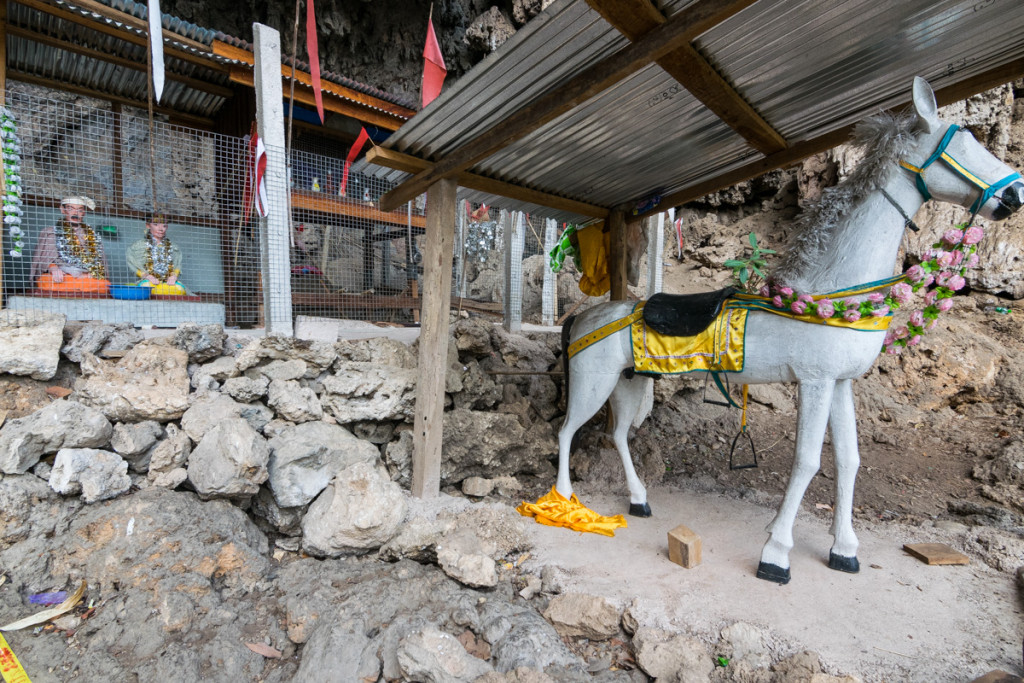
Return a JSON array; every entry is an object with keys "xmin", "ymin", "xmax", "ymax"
[
  {"xmin": 631, "ymin": 300, "xmax": 748, "ymax": 375},
  {"xmin": 516, "ymin": 487, "xmax": 628, "ymax": 537}
]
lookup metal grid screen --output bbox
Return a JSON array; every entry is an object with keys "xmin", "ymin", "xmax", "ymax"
[{"xmin": 0, "ymin": 84, "xmax": 258, "ymax": 328}]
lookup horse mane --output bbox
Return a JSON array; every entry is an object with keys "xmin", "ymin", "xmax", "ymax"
[{"xmin": 770, "ymin": 111, "xmax": 921, "ymax": 286}]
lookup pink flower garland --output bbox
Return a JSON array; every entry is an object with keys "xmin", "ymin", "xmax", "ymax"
[{"xmin": 762, "ymin": 224, "xmax": 984, "ymax": 355}]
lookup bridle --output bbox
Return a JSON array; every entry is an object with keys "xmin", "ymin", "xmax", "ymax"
[{"xmin": 898, "ymin": 123, "xmax": 1021, "ymax": 217}]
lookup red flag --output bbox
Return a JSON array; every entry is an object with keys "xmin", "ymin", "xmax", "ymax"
[
  {"xmin": 339, "ymin": 127, "xmax": 371, "ymax": 197},
  {"xmin": 421, "ymin": 16, "xmax": 446, "ymax": 108},
  {"xmin": 252, "ymin": 132, "xmax": 269, "ymax": 217},
  {"xmin": 306, "ymin": 0, "xmax": 324, "ymax": 123}
]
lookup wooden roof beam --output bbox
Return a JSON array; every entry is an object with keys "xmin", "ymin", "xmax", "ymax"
[
  {"xmin": 366, "ymin": 146, "xmax": 609, "ymax": 218},
  {"xmin": 639, "ymin": 57, "xmax": 1024, "ymax": 217},
  {"xmin": 7, "ymin": 26, "xmax": 234, "ymax": 98},
  {"xmin": 587, "ymin": 0, "xmax": 785, "ymax": 155},
  {"xmin": 378, "ymin": 0, "xmax": 760, "ymax": 212}
]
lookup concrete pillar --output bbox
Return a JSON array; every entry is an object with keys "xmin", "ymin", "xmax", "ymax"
[
  {"xmin": 252, "ymin": 22, "xmax": 293, "ymax": 337},
  {"xmin": 647, "ymin": 212, "xmax": 665, "ymax": 296},
  {"xmin": 502, "ymin": 211, "xmax": 524, "ymax": 332},
  {"xmin": 542, "ymin": 217, "xmax": 557, "ymax": 326}
]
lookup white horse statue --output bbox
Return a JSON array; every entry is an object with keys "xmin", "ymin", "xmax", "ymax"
[{"xmin": 557, "ymin": 77, "xmax": 1024, "ymax": 584}]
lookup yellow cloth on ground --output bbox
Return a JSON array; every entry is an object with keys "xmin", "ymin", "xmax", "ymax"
[
  {"xmin": 516, "ymin": 487, "xmax": 628, "ymax": 537},
  {"xmin": 574, "ymin": 223, "xmax": 610, "ymax": 297},
  {"xmin": 631, "ymin": 300, "xmax": 748, "ymax": 375}
]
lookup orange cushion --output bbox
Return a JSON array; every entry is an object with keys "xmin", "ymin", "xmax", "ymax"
[{"xmin": 36, "ymin": 273, "xmax": 110, "ymax": 295}]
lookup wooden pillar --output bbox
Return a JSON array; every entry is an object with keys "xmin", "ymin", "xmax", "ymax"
[
  {"xmin": 412, "ymin": 177, "xmax": 457, "ymax": 499},
  {"xmin": 0, "ymin": 0, "xmax": 6, "ymax": 310},
  {"xmin": 609, "ymin": 209, "xmax": 629, "ymax": 300}
]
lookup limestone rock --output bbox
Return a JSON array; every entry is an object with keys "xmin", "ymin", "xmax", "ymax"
[
  {"xmin": 61, "ymin": 322, "xmax": 114, "ymax": 363},
  {"xmin": 236, "ymin": 336, "xmax": 337, "ymax": 375},
  {"xmin": 462, "ymin": 476, "xmax": 494, "ymax": 497},
  {"xmin": 0, "ymin": 400, "xmax": 112, "ymax": 474},
  {"xmin": 186, "ymin": 418, "xmax": 270, "ymax": 499},
  {"xmin": 396, "ymin": 627, "xmax": 493, "ymax": 682},
  {"xmin": 632, "ymin": 627, "xmax": 714, "ymax": 682},
  {"xmin": 437, "ymin": 545, "xmax": 497, "ymax": 588},
  {"xmin": 147, "ymin": 423, "xmax": 192, "ymax": 476},
  {"xmin": 321, "ymin": 363, "xmax": 417, "ymax": 423},
  {"xmin": 720, "ymin": 621, "xmax": 769, "ymax": 669},
  {"xmin": 335, "ymin": 336, "xmax": 417, "ymax": 368},
  {"xmin": 267, "ymin": 420, "xmax": 379, "ymax": 508},
  {"xmin": 267, "ymin": 379, "xmax": 323, "ymax": 423},
  {"xmin": 294, "ymin": 619, "xmax": 380, "ymax": 682},
  {"xmin": 222, "ymin": 375, "xmax": 269, "ymax": 403},
  {"xmin": 302, "ymin": 461, "xmax": 407, "ymax": 557},
  {"xmin": 172, "ymin": 323, "xmax": 226, "ymax": 363},
  {"xmin": 0, "ymin": 473, "xmax": 79, "ymax": 548},
  {"xmin": 0, "ymin": 310, "xmax": 65, "ymax": 380},
  {"xmin": 74, "ymin": 344, "xmax": 190, "ymax": 422},
  {"xmin": 439, "ymin": 408, "xmax": 557, "ymax": 484},
  {"xmin": 542, "ymin": 593, "xmax": 620, "ymax": 641},
  {"xmin": 111, "ymin": 420, "xmax": 164, "ymax": 473},
  {"xmin": 150, "ymin": 467, "xmax": 187, "ymax": 489},
  {"xmin": 257, "ymin": 359, "xmax": 307, "ymax": 381},
  {"xmin": 100, "ymin": 323, "xmax": 144, "ymax": 355},
  {"xmin": 250, "ymin": 486, "xmax": 305, "ymax": 536},
  {"xmin": 180, "ymin": 393, "xmax": 272, "ymax": 442},
  {"xmin": 50, "ymin": 448, "xmax": 131, "ymax": 503},
  {"xmin": 192, "ymin": 356, "xmax": 239, "ymax": 385}
]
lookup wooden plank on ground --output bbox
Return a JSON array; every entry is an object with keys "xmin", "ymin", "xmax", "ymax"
[{"xmin": 902, "ymin": 543, "xmax": 969, "ymax": 566}]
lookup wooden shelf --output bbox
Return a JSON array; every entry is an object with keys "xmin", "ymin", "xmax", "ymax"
[{"xmin": 291, "ymin": 190, "xmax": 426, "ymax": 230}]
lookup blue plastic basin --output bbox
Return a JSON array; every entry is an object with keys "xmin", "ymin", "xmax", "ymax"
[{"xmin": 110, "ymin": 285, "xmax": 151, "ymax": 300}]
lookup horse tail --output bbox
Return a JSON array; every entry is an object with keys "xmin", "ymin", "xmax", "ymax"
[{"xmin": 561, "ymin": 314, "xmax": 576, "ymax": 402}]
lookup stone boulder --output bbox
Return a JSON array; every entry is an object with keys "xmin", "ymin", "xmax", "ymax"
[
  {"xmin": 49, "ymin": 448, "xmax": 131, "ymax": 503},
  {"xmin": 632, "ymin": 627, "xmax": 714, "ymax": 683},
  {"xmin": 110, "ymin": 420, "xmax": 164, "ymax": 473},
  {"xmin": 542, "ymin": 593, "xmax": 620, "ymax": 641},
  {"xmin": 267, "ymin": 379, "xmax": 323, "ymax": 423},
  {"xmin": 267, "ymin": 421, "xmax": 380, "ymax": 508},
  {"xmin": 335, "ymin": 337, "xmax": 417, "ymax": 368},
  {"xmin": 0, "ymin": 400, "xmax": 112, "ymax": 474},
  {"xmin": 222, "ymin": 375, "xmax": 269, "ymax": 403},
  {"xmin": 236, "ymin": 336, "xmax": 337, "ymax": 375},
  {"xmin": 74, "ymin": 344, "xmax": 190, "ymax": 422},
  {"xmin": 0, "ymin": 310, "xmax": 64, "ymax": 380},
  {"xmin": 321, "ymin": 363, "xmax": 417, "ymax": 423},
  {"xmin": 61, "ymin": 322, "xmax": 115, "ymax": 364},
  {"xmin": 0, "ymin": 473, "xmax": 80, "ymax": 548},
  {"xmin": 172, "ymin": 323, "xmax": 226, "ymax": 363},
  {"xmin": 255, "ymin": 359, "xmax": 307, "ymax": 381},
  {"xmin": 302, "ymin": 461, "xmax": 407, "ymax": 557},
  {"xmin": 396, "ymin": 627, "xmax": 493, "ymax": 682},
  {"xmin": 444, "ymin": 409, "xmax": 556, "ymax": 484},
  {"xmin": 180, "ymin": 393, "xmax": 273, "ymax": 442},
  {"xmin": 187, "ymin": 418, "xmax": 270, "ymax": 499},
  {"xmin": 147, "ymin": 423, "xmax": 192, "ymax": 488}
]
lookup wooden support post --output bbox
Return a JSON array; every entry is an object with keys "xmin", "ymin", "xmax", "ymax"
[
  {"xmin": 542, "ymin": 218, "xmax": 557, "ymax": 326},
  {"xmin": 503, "ymin": 211, "xmax": 523, "ymax": 333},
  {"xmin": 0, "ymin": 0, "xmax": 6, "ymax": 310},
  {"xmin": 609, "ymin": 210, "xmax": 628, "ymax": 300},
  {"xmin": 411, "ymin": 177, "xmax": 457, "ymax": 499}
]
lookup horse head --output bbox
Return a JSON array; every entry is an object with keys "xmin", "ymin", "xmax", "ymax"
[{"xmin": 904, "ymin": 76, "xmax": 1024, "ymax": 221}]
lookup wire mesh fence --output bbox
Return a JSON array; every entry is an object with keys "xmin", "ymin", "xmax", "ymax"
[{"xmin": 0, "ymin": 83, "xmax": 662, "ymax": 334}]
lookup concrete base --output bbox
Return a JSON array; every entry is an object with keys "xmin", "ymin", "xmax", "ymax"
[{"xmin": 7, "ymin": 296, "xmax": 225, "ymax": 327}]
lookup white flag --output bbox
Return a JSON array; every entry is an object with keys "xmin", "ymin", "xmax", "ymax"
[
  {"xmin": 253, "ymin": 134, "xmax": 269, "ymax": 218},
  {"xmin": 148, "ymin": 0, "xmax": 165, "ymax": 104}
]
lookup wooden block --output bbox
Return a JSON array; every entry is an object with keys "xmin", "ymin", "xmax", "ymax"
[
  {"xmin": 903, "ymin": 543, "xmax": 969, "ymax": 566},
  {"xmin": 667, "ymin": 524, "xmax": 701, "ymax": 568}
]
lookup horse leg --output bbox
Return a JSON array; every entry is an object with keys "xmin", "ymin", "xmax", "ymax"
[
  {"xmin": 827, "ymin": 378, "xmax": 860, "ymax": 573},
  {"xmin": 609, "ymin": 374, "xmax": 652, "ymax": 517},
  {"xmin": 556, "ymin": 370, "xmax": 621, "ymax": 500},
  {"xmin": 757, "ymin": 379, "xmax": 835, "ymax": 585}
]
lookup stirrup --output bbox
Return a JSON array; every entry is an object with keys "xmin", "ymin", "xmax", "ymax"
[
  {"xmin": 702, "ymin": 371, "xmax": 738, "ymax": 408},
  {"xmin": 729, "ymin": 427, "xmax": 758, "ymax": 470}
]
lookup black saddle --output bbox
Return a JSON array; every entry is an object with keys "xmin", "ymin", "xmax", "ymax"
[{"xmin": 642, "ymin": 287, "xmax": 737, "ymax": 337}]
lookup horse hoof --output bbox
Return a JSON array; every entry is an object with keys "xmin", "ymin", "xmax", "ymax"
[
  {"xmin": 628, "ymin": 502, "xmax": 652, "ymax": 517},
  {"xmin": 828, "ymin": 552, "xmax": 860, "ymax": 574},
  {"xmin": 756, "ymin": 562, "xmax": 791, "ymax": 585}
]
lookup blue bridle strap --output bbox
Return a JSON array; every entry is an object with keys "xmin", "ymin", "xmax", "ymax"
[{"xmin": 899, "ymin": 123, "xmax": 1021, "ymax": 215}]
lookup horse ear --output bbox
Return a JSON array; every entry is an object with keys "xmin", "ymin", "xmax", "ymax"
[{"xmin": 912, "ymin": 76, "xmax": 940, "ymax": 134}]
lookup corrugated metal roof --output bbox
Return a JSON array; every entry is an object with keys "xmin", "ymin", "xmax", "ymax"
[{"xmin": 378, "ymin": 0, "xmax": 1024, "ymax": 223}]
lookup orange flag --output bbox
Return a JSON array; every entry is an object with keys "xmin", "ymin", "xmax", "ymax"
[
  {"xmin": 421, "ymin": 14, "xmax": 447, "ymax": 108},
  {"xmin": 306, "ymin": 0, "xmax": 324, "ymax": 123}
]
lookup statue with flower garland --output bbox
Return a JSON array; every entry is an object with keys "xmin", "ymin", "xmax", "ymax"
[
  {"xmin": 30, "ymin": 196, "xmax": 110, "ymax": 295},
  {"xmin": 126, "ymin": 212, "xmax": 187, "ymax": 296}
]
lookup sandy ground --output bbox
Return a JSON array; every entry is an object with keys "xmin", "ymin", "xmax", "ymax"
[{"xmin": 520, "ymin": 482, "xmax": 1024, "ymax": 683}]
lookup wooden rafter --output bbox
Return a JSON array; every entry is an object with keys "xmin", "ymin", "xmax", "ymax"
[
  {"xmin": 587, "ymin": 0, "xmax": 785, "ymax": 155},
  {"xmin": 6, "ymin": 26, "xmax": 235, "ymax": 98},
  {"xmin": 12, "ymin": 0, "xmax": 227, "ymax": 73},
  {"xmin": 378, "ymin": 0, "xmax": 760, "ymax": 212},
  {"xmin": 366, "ymin": 146, "xmax": 609, "ymax": 218},
  {"xmin": 638, "ymin": 56, "xmax": 1024, "ymax": 218}
]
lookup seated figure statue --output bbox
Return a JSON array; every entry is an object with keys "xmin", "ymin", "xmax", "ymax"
[
  {"xmin": 30, "ymin": 196, "xmax": 110, "ymax": 295},
  {"xmin": 126, "ymin": 213, "xmax": 187, "ymax": 296}
]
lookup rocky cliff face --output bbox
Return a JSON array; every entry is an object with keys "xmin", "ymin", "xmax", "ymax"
[{"xmin": 162, "ymin": 0, "xmax": 549, "ymax": 104}]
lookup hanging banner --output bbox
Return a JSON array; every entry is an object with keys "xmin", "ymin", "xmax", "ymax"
[
  {"xmin": 252, "ymin": 132, "xmax": 269, "ymax": 218},
  {"xmin": 421, "ymin": 16, "xmax": 447, "ymax": 107},
  {"xmin": 306, "ymin": 0, "xmax": 324, "ymax": 123},
  {"xmin": 148, "ymin": 0, "xmax": 165, "ymax": 103}
]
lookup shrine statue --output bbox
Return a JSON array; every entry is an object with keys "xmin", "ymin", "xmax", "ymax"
[
  {"xmin": 30, "ymin": 196, "xmax": 110, "ymax": 295},
  {"xmin": 126, "ymin": 213, "xmax": 187, "ymax": 296}
]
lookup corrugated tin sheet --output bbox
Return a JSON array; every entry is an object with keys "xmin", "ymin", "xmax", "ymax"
[{"xmin": 380, "ymin": 0, "xmax": 1024, "ymax": 223}]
